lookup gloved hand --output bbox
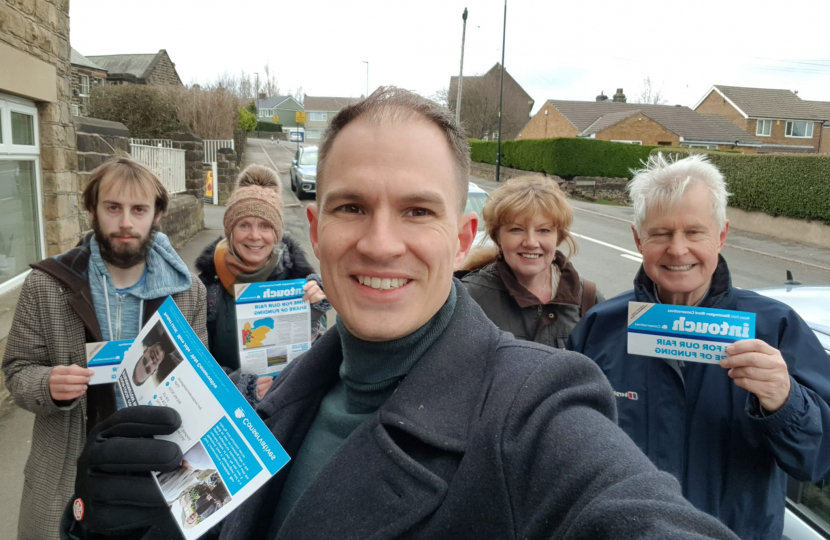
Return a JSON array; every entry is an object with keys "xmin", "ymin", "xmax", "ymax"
[{"xmin": 71, "ymin": 406, "xmax": 183, "ymax": 537}]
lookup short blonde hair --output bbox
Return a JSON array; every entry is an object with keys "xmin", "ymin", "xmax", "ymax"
[
  {"xmin": 83, "ymin": 156, "xmax": 169, "ymax": 216},
  {"xmin": 483, "ymin": 176, "xmax": 577, "ymax": 259}
]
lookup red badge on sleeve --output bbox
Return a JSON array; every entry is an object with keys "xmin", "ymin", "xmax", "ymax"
[{"xmin": 73, "ymin": 498, "xmax": 84, "ymax": 521}]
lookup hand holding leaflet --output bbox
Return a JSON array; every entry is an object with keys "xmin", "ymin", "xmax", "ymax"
[{"xmin": 110, "ymin": 297, "xmax": 290, "ymax": 539}]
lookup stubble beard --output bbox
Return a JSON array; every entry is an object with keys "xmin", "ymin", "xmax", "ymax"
[{"xmin": 93, "ymin": 216, "xmax": 158, "ymax": 269}]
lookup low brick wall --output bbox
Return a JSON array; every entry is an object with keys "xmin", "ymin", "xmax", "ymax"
[
  {"xmin": 561, "ymin": 177, "xmax": 630, "ymax": 204},
  {"xmin": 727, "ymin": 207, "xmax": 830, "ymax": 250},
  {"xmin": 216, "ymin": 148, "xmax": 240, "ymax": 206}
]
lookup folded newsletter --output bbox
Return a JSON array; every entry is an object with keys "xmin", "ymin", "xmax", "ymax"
[
  {"xmin": 234, "ymin": 279, "xmax": 311, "ymax": 376},
  {"xmin": 116, "ymin": 296, "xmax": 290, "ymax": 539}
]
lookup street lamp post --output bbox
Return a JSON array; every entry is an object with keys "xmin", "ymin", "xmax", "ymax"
[
  {"xmin": 456, "ymin": 8, "xmax": 468, "ymax": 126},
  {"xmin": 361, "ymin": 61, "xmax": 369, "ymax": 96},
  {"xmin": 254, "ymin": 72, "xmax": 259, "ymax": 113},
  {"xmin": 495, "ymin": 0, "xmax": 507, "ymax": 183}
]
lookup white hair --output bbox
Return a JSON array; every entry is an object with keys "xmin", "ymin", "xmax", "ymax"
[{"xmin": 628, "ymin": 152, "xmax": 730, "ymax": 234}]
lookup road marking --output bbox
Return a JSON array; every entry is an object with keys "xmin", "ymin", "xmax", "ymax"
[
  {"xmin": 572, "ymin": 232, "xmax": 642, "ymax": 258},
  {"xmin": 573, "ymin": 205, "xmax": 633, "ymax": 224},
  {"xmin": 253, "ymin": 139, "xmax": 302, "ymax": 206}
]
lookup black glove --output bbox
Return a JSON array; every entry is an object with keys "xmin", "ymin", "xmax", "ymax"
[{"xmin": 70, "ymin": 406, "xmax": 183, "ymax": 537}]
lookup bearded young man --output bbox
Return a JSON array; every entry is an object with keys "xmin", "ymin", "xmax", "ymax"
[
  {"xmin": 63, "ymin": 90, "xmax": 738, "ymax": 540},
  {"xmin": 2, "ymin": 157, "xmax": 207, "ymax": 540}
]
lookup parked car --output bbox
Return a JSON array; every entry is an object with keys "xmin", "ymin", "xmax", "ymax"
[
  {"xmin": 754, "ymin": 279, "xmax": 830, "ymax": 540},
  {"xmin": 290, "ymin": 146, "xmax": 318, "ymax": 199}
]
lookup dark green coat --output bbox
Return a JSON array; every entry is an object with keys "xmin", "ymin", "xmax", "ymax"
[{"xmin": 461, "ymin": 252, "xmax": 603, "ymax": 349}]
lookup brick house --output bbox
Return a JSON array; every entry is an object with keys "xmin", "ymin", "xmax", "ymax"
[
  {"xmin": 694, "ymin": 85, "xmax": 830, "ymax": 154},
  {"xmin": 518, "ymin": 92, "xmax": 761, "ymax": 152},
  {"xmin": 256, "ymin": 95, "xmax": 304, "ymax": 129},
  {"xmin": 448, "ymin": 63, "xmax": 534, "ymax": 140},
  {"xmin": 69, "ymin": 48, "xmax": 107, "ymax": 117},
  {"xmin": 85, "ymin": 49, "xmax": 183, "ymax": 86},
  {"xmin": 303, "ymin": 95, "xmax": 358, "ymax": 141}
]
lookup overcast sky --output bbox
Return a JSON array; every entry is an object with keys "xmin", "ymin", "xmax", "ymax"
[{"xmin": 70, "ymin": 0, "xmax": 830, "ymax": 114}]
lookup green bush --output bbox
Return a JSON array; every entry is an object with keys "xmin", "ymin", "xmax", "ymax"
[
  {"xmin": 88, "ymin": 85, "xmax": 181, "ymax": 138},
  {"xmin": 238, "ymin": 108, "xmax": 257, "ymax": 131},
  {"xmin": 256, "ymin": 122, "xmax": 283, "ymax": 132},
  {"xmin": 650, "ymin": 148, "xmax": 830, "ymax": 224},
  {"xmin": 468, "ymin": 137, "xmax": 658, "ymax": 179}
]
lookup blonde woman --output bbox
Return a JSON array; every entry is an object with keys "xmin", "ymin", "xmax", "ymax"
[{"xmin": 460, "ymin": 176, "xmax": 603, "ymax": 348}]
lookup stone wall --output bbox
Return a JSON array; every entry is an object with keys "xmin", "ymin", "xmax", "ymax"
[
  {"xmin": 70, "ymin": 65, "xmax": 106, "ymax": 116},
  {"xmin": 146, "ymin": 50, "xmax": 182, "ymax": 86},
  {"xmin": 216, "ymin": 147, "xmax": 240, "ymax": 205},
  {"xmin": 0, "ymin": 0, "xmax": 76, "ymax": 414},
  {"xmin": 74, "ymin": 117, "xmax": 131, "ymax": 232},
  {"xmin": 233, "ymin": 129, "xmax": 247, "ymax": 166},
  {"xmin": 167, "ymin": 133, "xmax": 206, "ymax": 248},
  {"xmin": 560, "ymin": 177, "xmax": 630, "ymax": 204}
]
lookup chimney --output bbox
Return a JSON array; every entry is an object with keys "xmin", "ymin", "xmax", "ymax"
[
  {"xmin": 596, "ymin": 91, "xmax": 608, "ymax": 102},
  {"xmin": 612, "ymin": 88, "xmax": 626, "ymax": 103},
  {"xmin": 258, "ymin": 92, "xmax": 267, "ymax": 100}
]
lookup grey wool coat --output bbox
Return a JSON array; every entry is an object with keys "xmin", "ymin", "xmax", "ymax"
[
  {"xmin": 2, "ymin": 244, "xmax": 207, "ymax": 540},
  {"xmin": 101, "ymin": 280, "xmax": 738, "ymax": 540}
]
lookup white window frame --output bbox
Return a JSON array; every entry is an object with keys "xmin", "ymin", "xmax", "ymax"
[
  {"xmin": 309, "ymin": 112, "xmax": 327, "ymax": 122},
  {"xmin": 785, "ymin": 120, "xmax": 814, "ymax": 138},
  {"xmin": 79, "ymin": 74, "xmax": 90, "ymax": 97},
  {"xmin": 0, "ymin": 94, "xmax": 46, "ymax": 296},
  {"xmin": 611, "ymin": 140, "xmax": 643, "ymax": 145},
  {"xmin": 686, "ymin": 144, "xmax": 717, "ymax": 149},
  {"xmin": 756, "ymin": 119, "xmax": 772, "ymax": 137}
]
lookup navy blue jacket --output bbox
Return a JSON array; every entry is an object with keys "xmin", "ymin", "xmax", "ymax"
[{"xmin": 568, "ymin": 256, "xmax": 830, "ymax": 540}]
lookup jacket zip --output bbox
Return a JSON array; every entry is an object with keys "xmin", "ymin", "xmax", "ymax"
[{"xmin": 115, "ymin": 294, "xmax": 123, "ymax": 340}]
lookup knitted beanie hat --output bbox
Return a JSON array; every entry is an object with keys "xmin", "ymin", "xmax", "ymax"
[{"xmin": 224, "ymin": 165, "xmax": 284, "ymax": 242}]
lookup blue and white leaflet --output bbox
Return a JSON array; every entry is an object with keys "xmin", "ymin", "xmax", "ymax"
[
  {"xmin": 116, "ymin": 297, "xmax": 290, "ymax": 539},
  {"xmin": 86, "ymin": 340, "xmax": 133, "ymax": 385},
  {"xmin": 234, "ymin": 279, "xmax": 310, "ymax": 376},
  {"xmin": 627, "ymin": 302, "xmax": 756, "ymax": 364}
]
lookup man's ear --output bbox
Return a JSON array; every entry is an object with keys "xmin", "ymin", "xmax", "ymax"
[
  {"xmin": 718, "ymin": 220, "xmax": 729, "ymax": 250},
  {"xmin": 307, "ymin": 204, "xmax": 321, "ymax": 260},
  {"xmin": 154, "ymin": 211, "xmax": 164, "ymax": 225},
  {"xmin": 454, "ymin": 212, "xmax": 478, "ymax": 269},
  {"xmin": 632, "ymin": 224, "xmax": 643, "ymax": 253}
]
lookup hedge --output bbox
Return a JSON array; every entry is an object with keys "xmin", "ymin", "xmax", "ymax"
[
  {"xmin": 651, "ymin": 148, "xmax": 830, "ymax": 224},
  {"xmin": 256, "ymin": 122, "xmax": 283, "ymax": 132},
  {"xmin": 468, "ymin": 138, "xmax": 658, "ymax": 179}
]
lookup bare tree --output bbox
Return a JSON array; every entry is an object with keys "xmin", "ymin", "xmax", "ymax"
[
  {"xmin": 430, "ymin": 87, "xmax": 449, "ymax": 108},
  {"xmin": 633, "ymin": 77, "xmax": 668, "ymax": 105},
  {"xmin": 262, "ymin": 64, "xmax": 280, "ymax": 97},
  {"xmin": 289, "ymin": 86, "xmax": 304, "ymax": 104}
]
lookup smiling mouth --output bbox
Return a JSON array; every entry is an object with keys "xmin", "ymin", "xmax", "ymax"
[
  {"xmin": 519, "ymin": 253, "xmax": 541, "ymax": 259},
  {"xmin": 245, "ymin": 245, "xmax": 265, "ymax": 251},
  {"xmin": 355, "ymin": 275, "xmax": 410, "ymax": 290},
  {"xmin": 664, "ymin": 264, "xmax": 695, "ymax": 271}
]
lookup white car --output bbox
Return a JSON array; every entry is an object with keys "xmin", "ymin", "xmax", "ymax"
[{"xmin": 466, "ymin": 182, "xmax": 494, "ymax": 249}]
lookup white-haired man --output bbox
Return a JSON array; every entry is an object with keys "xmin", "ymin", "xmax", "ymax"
[{"xmin": 569, "ymin": 153, "xmax": 830, "ymax": 540}]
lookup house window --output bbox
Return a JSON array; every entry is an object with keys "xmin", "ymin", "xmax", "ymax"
[
  {"xmin": 786, "ymin": 121, "xmax": 814, "ymax": 138},
  {"xmin": 610, "ymin": 140, "xmax": 642, "ymax": 145},
  {"xmin": 756, "ymin": 119, "xmax": 772, "ymax": 137},
  {"xmin": 309, "ymin": 112, "xmax": 327, "ymax": 122},
  {"xmin": 0, "ymin": 94, "xmax": 44, "ymax": 294},
  {"xmin": 686, "ymin": 144, "xmax": 716, "ymax": 149},
  {"xmin": 79, "ymin": 74, "xmax": 90, "ymax": 96}
]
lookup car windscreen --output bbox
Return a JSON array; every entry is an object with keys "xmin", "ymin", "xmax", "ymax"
[
  {"xmin": 465, "ymin": 192, "xmax": 487, "ymax": 231},
  {"xmin": 300, "ymin": 151, "xmax": 318, "ymax": 166}
]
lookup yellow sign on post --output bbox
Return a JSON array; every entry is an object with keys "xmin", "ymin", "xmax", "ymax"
[
  {"xmin": 272, "ymin": 115, "xmax": 279, "ymax": 122},
  {"xmin": 205, "ymin": 171, "xmax": 214, "ymax": 198},
  {"xmin": 295, "ymin": 111, "xmax": 306, "ymax": 124}
]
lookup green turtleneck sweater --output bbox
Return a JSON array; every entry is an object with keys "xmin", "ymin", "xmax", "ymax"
[{"xmin": 271, "ymin": 284, "xmax": 458, "ymax": 532}]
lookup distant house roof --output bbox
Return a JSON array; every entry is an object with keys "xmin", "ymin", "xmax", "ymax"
[
  {"xmin": 304, "ymin": 95, "xmax": 358, "ymax": 112},
  {"xmin": 258, "ymin": 95, "xmax": 297, "ymax": 109},
  {"xmin": 449, "ymin": 63, "xmax": 534, "ymax": 106},
  {"xmin": 542, "ymin": 100, "xmax": 762, "ymax": 146},
  {"xmin": 86, "ymin": 50, "xmax": 181, "ymax": 84},
  {"xmin": 803, "ymin": 101, "xmax": 830, "ymax": 126},
  {"xmin": 697, "ymin": 85, "xmax": 827, "ymax": 121},
  {"xmin": 70, "ymin": 48, "xmax": 106, "ymax": 71}
]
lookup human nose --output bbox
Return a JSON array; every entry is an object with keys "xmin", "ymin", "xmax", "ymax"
[
  {"xmin": 666, "ymin": 232, "xmax": 689, "ymax": 256},
  {"xmin": 355, "ymin": 210, "xmax": 406, "ymax": 261},
  {"xmin": 119, "ymin": 211, "xmax": 133, "ymax": 230},
  {"xmin": 522, "ymin": 231, "xmax": 539, "ymax": 247}
]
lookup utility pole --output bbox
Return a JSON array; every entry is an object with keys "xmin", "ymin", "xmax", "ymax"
[
  {"xmin": 455, "ymin": 8, "xmax": 468, "ymax": 126},
  {"xmin": 495, "ymin": 0, "xmax": 507, "ymax": 183},
  {"xmin": 254, "ymin": 72, "xmax": 260, "ymax": 114},
  {"xmin": 361, "ymin": 61, "xmax": 369, "ymax": 96}
]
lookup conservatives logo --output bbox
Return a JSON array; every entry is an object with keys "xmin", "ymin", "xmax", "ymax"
[
  {"xmin": 613, "ymin": 390, "xmax": 639, "ymax": 401},
  {"xmin": 234, "ymin": 407, "xmax": 245, "ymax": 419}
]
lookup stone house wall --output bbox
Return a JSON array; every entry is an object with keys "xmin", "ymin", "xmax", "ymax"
[
  {"xmin": 146, "ymin": 50, "xmax": 182, "ymax": 86},
  {"xmin": 70, "ymin": 65, "xmax": 106, "ymax": 116},
  {"xmin": 0, "ymin": 0, "xmax": 77, "ymax": 414}
]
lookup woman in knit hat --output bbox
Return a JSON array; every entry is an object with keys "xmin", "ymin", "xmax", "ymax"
[{"xmin": 196, "ymin": 164, "xmax": 329, "ymax": 399}]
